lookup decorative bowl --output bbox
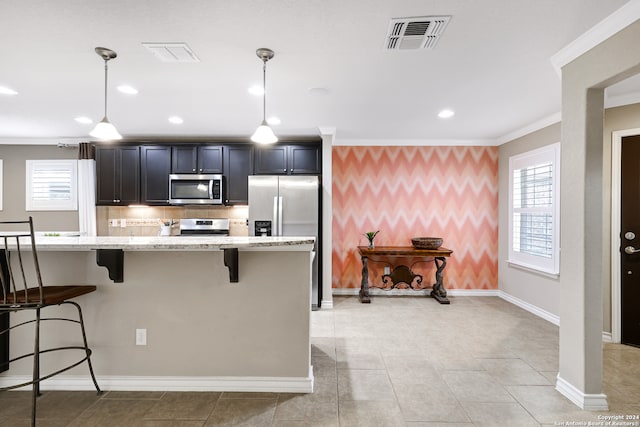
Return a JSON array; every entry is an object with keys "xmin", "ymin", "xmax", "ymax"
[{"xmin": 411, "ymin": 237, "xmax": 443, "ymax": 249}]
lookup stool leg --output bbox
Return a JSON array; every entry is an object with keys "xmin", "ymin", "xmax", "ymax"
[
  {"xmin": 69, "ymin": 302, "xmax": 101, "ymax": 394},
  {"xmin": 31, "ymin": 307, "xmax": 41, "ymax": 427}
]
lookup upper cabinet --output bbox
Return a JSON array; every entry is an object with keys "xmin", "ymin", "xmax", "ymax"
[
  {"xmin": 254, "ymin": 144, "xmax": 321, "ymax": 175},
  {"xmin": 96, "ymin": 146, "xmax": 140, "ymax": 205},
  {"xmin": 223, "ymin": 144, "xmax": 254, "ymax": 205},
  {"xmin": 171, "ymin": 145, "xmax": 223, "ymax": 174},
  {"xmin": 140, "ymin": 145, "xmax": 171, "ymax": 205}
]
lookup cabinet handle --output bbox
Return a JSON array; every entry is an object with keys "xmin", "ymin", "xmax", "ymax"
[
  {"xmin": 199, "ymin": 168, "xmax": 203, "ymax": 172},
  {"xmin": 192, "ymin": 168, "xmax": 196, "ymax": 172},
  {"xmin": 283, "ymin": 168, "xmax": 286, "ymax": 172}
]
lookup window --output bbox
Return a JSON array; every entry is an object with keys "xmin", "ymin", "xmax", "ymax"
[
  {"xmin": 26, "ymin": 160, "xmax": 78, "ymax": 211},
  {"xmin": 508, "ymin": 143, "xmax": 560, "ymax": 275}
]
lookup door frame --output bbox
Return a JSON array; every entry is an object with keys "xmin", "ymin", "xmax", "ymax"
[{"xmin": 611, "ymin": 127, "xmax": 640, "ymax": 343}]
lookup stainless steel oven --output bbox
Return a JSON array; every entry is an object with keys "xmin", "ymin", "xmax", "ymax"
[
  {"xmin": 179, "ymin": 218, "xmax": 229, "ymax": 236},
  {"xmin": 169, "ymin": 174, "xmax": 223, "ymax": 205}
]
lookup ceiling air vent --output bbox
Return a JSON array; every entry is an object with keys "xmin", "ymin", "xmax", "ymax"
[
  {"xmin": 142, "ymin": 42, "xmax": 200, "ymax": 62},
  {"xmin": 385, "ymin": 16, "xmax": 451, "ymax": 50}
]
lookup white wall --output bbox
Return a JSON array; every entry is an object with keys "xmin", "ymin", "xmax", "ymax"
[
  {"xmin": 498, "ymin": 123, "xmax": 561, "ymax": 317},
  {"xmin": 0, "ymin": 144, "xmax": 79, "ymax": 230}
]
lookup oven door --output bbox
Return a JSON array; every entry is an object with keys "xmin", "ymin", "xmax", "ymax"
[{"xmin": 169, "ymin": 174, "xmax": 223, "ymax": 204}]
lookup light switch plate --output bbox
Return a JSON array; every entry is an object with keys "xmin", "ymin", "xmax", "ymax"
[{"xmin": 135, "ymin": 329, "xmax": 147, "ymax": 346}]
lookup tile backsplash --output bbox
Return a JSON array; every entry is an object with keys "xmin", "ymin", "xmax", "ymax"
[{"xmin": 97, "ymin": 206, "xmax": 249, "ymax": 237}]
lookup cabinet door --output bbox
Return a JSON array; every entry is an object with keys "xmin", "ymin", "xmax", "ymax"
[
  {"xmin": 198, "ymin": 145, "xmax": 223, "ymax": 173},
  {"xmin": 118, "ymin": 147, "xmax": 141, "ymax": 204},
  {"xmin": 171, "ymin": 146, "xmax": 198, "ymax": 173},
  {"xmin": 96, "ymin": 147, "xmax": 118, "ymax": 204},
  {"xmin": 254, "ymin": 145, "xmax": 288, "ymax": 174},
  {"xmin": 224, "ymin": 144, "xmax": 254, "ymax": 205},
  {"xmin": 289, "ymin": 145, "xmax": 321, "ymax": 174},
  {"xmin": 96, "ymin": 146, "xmax": 140, "ymax": 205},
  {"xmin": 141, "ymin": 146, "xmax": 171, "ymax": 205}
]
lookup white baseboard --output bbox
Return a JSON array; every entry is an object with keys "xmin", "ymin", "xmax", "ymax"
[
  {"xmin": 602, "ymin": 331, "xmax": 613, "ymax": 343},
  {"xmin": 332, "ymin": 288, "xmax": 500, "ymax": 297},
  {"xmin": 556, "ymin": 375, "xmax": 609, "ymax": 411},
  {"xmin": 498, "ymin": 290, "xmax": 560, "ymax": 325},
  {"xmin": 320, "ymin": 299, "xmax": 333, "ymax": 309},
  {"xmin": 0, "ymin": 372, "xmax": 314, "ymax": 393}
]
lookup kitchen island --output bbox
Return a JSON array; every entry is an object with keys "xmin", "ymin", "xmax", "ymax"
[{"xmin": 0, "ymin": 235, "xmax": 315, "ymax": 393}]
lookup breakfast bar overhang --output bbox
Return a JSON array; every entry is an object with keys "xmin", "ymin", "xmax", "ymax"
[{"xmin": 0, "ymin": 235, "xmax": 316, "ymax": 393}]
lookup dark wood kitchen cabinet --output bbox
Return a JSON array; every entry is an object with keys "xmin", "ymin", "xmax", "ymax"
[
  {"xmin": 254, "ymin": 144, "xmax": 321, "ymax": 175},
  {"xmin": 140, "ymin": 145, "xmax": 171, "ymax": 205},
  {"xmin": 224, "ymin": 144, "xmax": 254, "ymax": 205},
  {"xmin": 96, "ymin": 146, "xmax": 140, "ymax": 205},
  {"xmin": 171, "ymin": 145, "xmax": 223, "ymax": 174}
]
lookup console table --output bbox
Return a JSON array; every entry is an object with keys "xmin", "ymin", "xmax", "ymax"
[{"xmin": 357, "ymin": 246, "xmax": 453, "ymax": 304}]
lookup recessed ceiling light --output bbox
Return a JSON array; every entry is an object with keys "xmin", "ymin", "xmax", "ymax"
[
  {"xmin": 74, "ymin": 116, "xmax": 93, "ymax": 124},
  {"xmin": 267, "ymin": 117, "xmax": 281, "ymax": 125},
  {"xmin": 248, "ymin": 86, "xmax": 264, "ymax": 96},
  {"xmin": 168, "ymin": 116, "xmax": 184, "ymax": 124},
  {"xmin": 0, "ymin": 86, "xmax": 18, "ymax": 95},
  {"xmin": 438, "ymin": 109, "xmax": 455, "ymax": 118},
  {"xmin": 117, "ymin": 85, "xmax": 138, "ymax": 95}
]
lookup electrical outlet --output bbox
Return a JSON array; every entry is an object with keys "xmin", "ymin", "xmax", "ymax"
[
  {"xmin": 110, "ymin": 219, "xmax": 119, "ymax": 227},
  {"xmin": 384, "ymin": 266, "xmax": 391, "ymax": 275},
  {"xmin": 120, "ymin": 218, "xmax": 127, "ymax": 228},
  {"xmin": 135, "ymin": 328, "xmax": 147, "ymax": 346}
]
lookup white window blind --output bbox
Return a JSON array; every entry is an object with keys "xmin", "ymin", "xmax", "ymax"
[
  {"xmin": 26, "ymin": 160, "xmax": 78, "ymax": 211},
  {"xmin": 508, "ymin": 143, "xmax": 560, "ymax": 275}
]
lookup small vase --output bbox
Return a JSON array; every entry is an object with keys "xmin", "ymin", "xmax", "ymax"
[{"xmin": 368, "ymin": 241, "xmax": 375, "ymax": 249}]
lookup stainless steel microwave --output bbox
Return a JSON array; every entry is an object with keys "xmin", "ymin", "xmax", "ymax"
[{"xmin": 169, "ymin": 174, "xmax": 223, "ymax": 205}]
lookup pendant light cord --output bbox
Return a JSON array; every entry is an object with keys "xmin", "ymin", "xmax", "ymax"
[
  {"xmin": 262, "ymin": 60, "xmax": 267, "ymax": 122},
  {"xmin": 103, "ymin": 60, "xmax": 109, "ymax": 118}
]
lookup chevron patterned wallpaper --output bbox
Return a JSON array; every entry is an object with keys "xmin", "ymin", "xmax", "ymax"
[{"xmin": 332, "ymin": 146, "xmax": 499, "ymax": 290}]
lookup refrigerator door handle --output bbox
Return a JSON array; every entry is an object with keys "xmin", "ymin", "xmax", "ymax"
[
  {"xmin": 278, "ymin": 196, "xmax": 283, "ymax": 236},
  {"xmin": 272, "ymin": 196, "xmax": 279, "ymax": 235}
]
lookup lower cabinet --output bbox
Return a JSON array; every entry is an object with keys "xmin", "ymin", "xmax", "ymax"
[
  {"xmin": 141, "ymin": 146, "xmax": 171, "ymax": 205},
  {"xmin": 224, "ymin": 144, "xmax": 254, "ymax": 205}
]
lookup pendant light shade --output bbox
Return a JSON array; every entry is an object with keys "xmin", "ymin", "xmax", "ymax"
[
  {"xmin": 251, "ymin": 120, "xmax": 278, "ymax": 144},
  {"xmin": 90, "ymin": 47, "xmax": 122, "ymax": 141},
  {"xmin": 251, "ymin": 48, "xmax": 277, "ymax": 144},
  {"xmin": 90, "ymin": 118, "xmax": 122, "ymax": 140}
]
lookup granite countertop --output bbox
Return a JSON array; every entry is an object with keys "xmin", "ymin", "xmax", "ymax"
[{"xmin": 8, "ymin": 235, "xmax": 316, "ymax": 251}]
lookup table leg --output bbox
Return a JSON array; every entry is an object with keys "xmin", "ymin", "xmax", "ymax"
[
  {"xmin": 359, "ymin": 255, "xmax": 371, "ymax": 303},
  {"xmin": 431, "ymin": 256, "xmax": 450, "ymax": 304}
]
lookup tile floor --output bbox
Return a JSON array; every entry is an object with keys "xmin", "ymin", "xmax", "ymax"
[{"xmin": 1, "ymin": 295, "xmax": 639, "ymax": 426}]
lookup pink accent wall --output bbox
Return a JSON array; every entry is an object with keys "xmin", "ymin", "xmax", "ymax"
[{"xmin": 332, "ymin": 146, "xmax": 499, "ymax": 290}]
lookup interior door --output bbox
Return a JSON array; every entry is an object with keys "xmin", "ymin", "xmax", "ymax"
[{"xmin": 620, "ymin": 135, "xmax": 640, "ymax": 347}]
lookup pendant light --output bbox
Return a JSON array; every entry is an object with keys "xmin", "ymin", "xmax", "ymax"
[
  {"xmin": 251, "ymin": 48, "xmax": 278, "ymax": 144},
  {"xmin": 90, "ymin": 47, "xmax": 122, "ymax": 141}
]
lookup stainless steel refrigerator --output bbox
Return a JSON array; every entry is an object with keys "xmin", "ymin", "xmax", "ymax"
[{"xmin": 248, "ymin": 175, "xmax": 322, "ymax": 309}]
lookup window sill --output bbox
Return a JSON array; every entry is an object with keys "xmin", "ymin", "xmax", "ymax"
[{"xmin": 506, "ymin": 260, "xmax": 559, "ymax": 279}]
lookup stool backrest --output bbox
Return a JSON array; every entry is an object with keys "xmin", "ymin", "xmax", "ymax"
[{"xmin": 0, "ymin": 217, "xmax": 44, "ymax": 305}]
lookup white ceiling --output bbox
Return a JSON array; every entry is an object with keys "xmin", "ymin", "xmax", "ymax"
[{"xmin": 0, "ymin": 0, "xmax": 636, "ymax": 144}]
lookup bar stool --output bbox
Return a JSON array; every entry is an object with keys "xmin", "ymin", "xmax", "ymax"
[{"xmin": 0, "ymin": 217, "xmax": 101, "ymax": 426}]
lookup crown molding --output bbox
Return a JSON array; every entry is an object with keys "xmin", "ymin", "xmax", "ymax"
[
  {"xmin": 550, "ymin": 0, "xmax": 640, "ymax": 76},
  {"xmin": 333, "ymin": 138, "xmax": 498, "ymax": 147},
  {"xmin": 496, "ymin": 112, "xmax": 562, "ymax": 145}
]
